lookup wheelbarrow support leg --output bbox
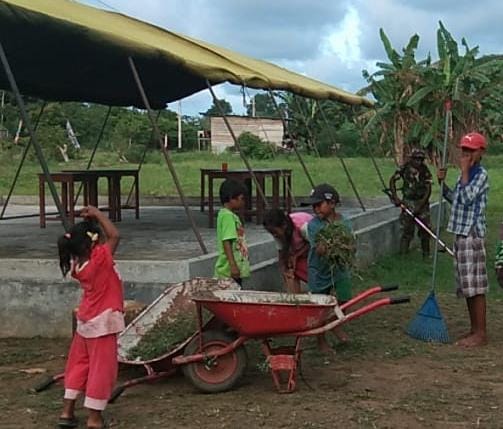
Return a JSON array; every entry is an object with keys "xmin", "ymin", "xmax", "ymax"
[{"xmin": 261, "ymin": 338, "xmax": 302, "ymax": 393}]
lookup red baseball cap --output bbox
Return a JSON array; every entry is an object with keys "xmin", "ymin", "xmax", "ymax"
[{"xmin": 460, "ymin": 132, "xmax": 487, "ymax": 150}]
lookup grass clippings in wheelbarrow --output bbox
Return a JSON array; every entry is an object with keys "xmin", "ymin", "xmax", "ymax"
[
  {"xmin": 315, "ymin": 222, "xmax": 356, "ymax": 270},
  {"xmin": 127, "ymin": 311, "xmax": 202, "ymax": 361}
]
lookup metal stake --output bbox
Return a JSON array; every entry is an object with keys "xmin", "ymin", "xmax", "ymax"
[
  {"xmin": 317, "ymin": 100, "xmax": 366, "ymax": 211},
  {"xmin": 0, "ymin": 41, "xmax": 69, "ymax": 230},
  {"xmin": 206, "ymin": 80, "xmax": 268, "ymax": 207},
  {"xmin": 268, "ymin": 90, "xmax": 314, "ymax": 188},
  {"xmin": 1, "ymin": 102, "xmax": 46, "ymax": 219},
  {"xmin": 128, "ymin": 57, "xmax": 207, "ymax": 254},
  {"xmin": 126, "ymin": 110, "xmax": 162, "ymax": 206}
]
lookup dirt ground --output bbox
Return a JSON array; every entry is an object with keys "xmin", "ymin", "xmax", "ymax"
[{"xmin": 2, "ymin": 293, "xmax": 503, "ymax": 429}]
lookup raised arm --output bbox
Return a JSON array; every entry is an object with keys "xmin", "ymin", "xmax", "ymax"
[{"xmin": 81, "ymin": 205, "xmax": 120, "ymax": 254}]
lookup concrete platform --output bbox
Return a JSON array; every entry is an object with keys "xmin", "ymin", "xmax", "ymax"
[{"xmin": 0, "ymin": 200, "xmax": 414, "ymax": 337}]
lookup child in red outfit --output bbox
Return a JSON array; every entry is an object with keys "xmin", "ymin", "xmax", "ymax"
[{"xmin": 56, "ymin": 206, "xmax": 124, "ymax": 429}]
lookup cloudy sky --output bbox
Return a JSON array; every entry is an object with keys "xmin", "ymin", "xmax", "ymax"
[{"xmin": 79, "ymin": 0, "xmax": 503, "ymax": 115}]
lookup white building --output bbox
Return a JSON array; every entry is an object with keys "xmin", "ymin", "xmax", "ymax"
[{"xmin": 205, "ymin": 115, "xmax": 284, "ymax": 154}]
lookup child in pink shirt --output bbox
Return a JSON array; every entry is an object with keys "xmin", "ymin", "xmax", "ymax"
[
  {"xmin": 263, "ymin": 209, "xmax": 313, "ymax": 293},
  {"xmin": 56, "ymin": 206, "xmax": 124, "ymax": 429}
]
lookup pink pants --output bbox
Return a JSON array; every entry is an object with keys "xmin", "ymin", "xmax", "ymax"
[{"xmin": 64, "ymin": 333, "xmax": 118, "ymax": 411}]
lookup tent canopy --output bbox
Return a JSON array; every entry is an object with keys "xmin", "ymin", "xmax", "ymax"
[{"xmin": 0, "ymin": 0, "xmax": 372, "ymax": 109}]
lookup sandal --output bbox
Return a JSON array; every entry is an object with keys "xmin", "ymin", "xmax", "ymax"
[{"xmin": 57, "ymin": 416, "xmax": 79, "ymax": 428}]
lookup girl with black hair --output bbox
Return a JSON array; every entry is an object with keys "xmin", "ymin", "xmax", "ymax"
[
  {"xmin": 263, "ymin": 209, "xmax": 312, "ymax": 293},
  {"xmin": 56, "ymin": 206, "xmax": 123, "ymax": 429}
]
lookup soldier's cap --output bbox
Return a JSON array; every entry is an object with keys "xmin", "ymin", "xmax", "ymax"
[
  {"xmin": 301, "ymin": 183, "xmax": 340, "ymax": 206},
  {"xmin": 410, "ymin": 148, "xmax": 426, "ymax": 158},
  {"xmin": 460, "ymin": 132, "xmax": 487, "ymax": 150}
]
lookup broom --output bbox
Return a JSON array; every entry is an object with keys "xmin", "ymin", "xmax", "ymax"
[{"xmin": 406, "ymin": 100, "xmax": 451, "ymax": 343}]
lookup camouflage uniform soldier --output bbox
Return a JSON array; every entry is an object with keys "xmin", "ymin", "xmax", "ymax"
[{"xmin": 389, "ymin": 149, "xmax": 433, "ymax": 257}]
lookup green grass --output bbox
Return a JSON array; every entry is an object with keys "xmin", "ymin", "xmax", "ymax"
[{"xmin": 3, "ymin": 150, "xmax": 503, "ymax": 201}]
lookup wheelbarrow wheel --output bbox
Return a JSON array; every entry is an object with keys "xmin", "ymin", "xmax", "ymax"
[{"xmin": 182, "ymin": 330, "xmax": 247, "ymax": 393}]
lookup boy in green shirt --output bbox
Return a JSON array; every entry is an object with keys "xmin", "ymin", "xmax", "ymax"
[{"xmin": 214, "ymin": 179, "xmax": 250, "ymax": 285}]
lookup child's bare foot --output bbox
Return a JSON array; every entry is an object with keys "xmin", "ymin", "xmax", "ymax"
[
  {"xmin": 456, "ymin": 331, "xmax": 474, "ymax": 342},
  {"xmin": 317, "ymin": 335, "xmax": 336, "ymax": 355},
  {"xmin": 87, "ymin": 410, "xmax": 106, "ymax": 429},
  {"xmin": 332, "ymin": 327, "xmax": 350, "ymax": 344},
  {"xmin": 456, "ymin": 334, "xmax": 487, "ymax": 348}
]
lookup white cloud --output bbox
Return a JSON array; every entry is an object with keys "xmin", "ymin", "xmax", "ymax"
[{"xmin": 78, "ymin": 0, "xmax": 503, "ymax": 114}]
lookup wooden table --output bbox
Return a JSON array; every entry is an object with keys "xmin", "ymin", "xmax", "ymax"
[
  {"xmin": 200, "ymin": 168, "xmax": 292, "ymax": 228},
  {"xmin": 38, "ymin": 169, "xmax": 139, "ymax": 228}
]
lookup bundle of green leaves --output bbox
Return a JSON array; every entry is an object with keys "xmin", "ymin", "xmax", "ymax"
[
  {"xmin": 127, "ymin": 311, "xmax": 200, "ymax": 361},
  {"xmin": 315, "ymin": 222, "xmax": 356, "ymax": 271}
]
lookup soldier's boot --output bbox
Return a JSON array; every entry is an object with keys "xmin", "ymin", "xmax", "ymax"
[
  {"xmin": 400, "ymin": 236, "xmax": 411, "ymax": 254},
  {"xmin": 421, "ymin": 238, "xmax": 430, "ymax": 259}
]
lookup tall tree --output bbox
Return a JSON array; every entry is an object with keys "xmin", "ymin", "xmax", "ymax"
[
  {"xmin": 204, "ymin": 98, "xmax": 233, "ymax": 116},
  {"xmin": 246, "ymin": 93, "xmax": 279, "ymax": 117}
]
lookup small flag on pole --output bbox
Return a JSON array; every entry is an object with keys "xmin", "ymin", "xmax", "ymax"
[
  {"xmin": 66, "ymin": 120, "xmax": 80, "ymax": 149},
  {"xmin": 14, "ymin": 119, "xmax": 23, "ymax": 144}
]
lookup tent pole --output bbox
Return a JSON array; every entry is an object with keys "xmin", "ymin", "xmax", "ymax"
[
  {"xmin": 292, "ymin": 95, "xmax": 321, "ymax": 157},
  {"xmin": 267, "ymin": 90, "xmax": 315, "ymax": 188},
  {"xmin": 73, "ymin": 106, "xmax": 113, "ymax": 205},
  {"xmin": 128, "ymin": 57, "xmax": 208, "ymax": 254},
  {"xmin": 1, "ymin": 101, "xmax": 46, "ymax": 219},
  {"xmin": 206, "ymin": 80, "xmax": 268, "ymax": 207},
  {"xmin": 0, "ymin": 41, "xmax": 70, "ymax": 230},
  {"xmin": 242, "ymin": 87, "xmax": 276, "ymax": 159},
  {"xmin": 317, "ymin": 100, "xmax": 366, "ymax": 212},
  {"xmin": 126, "ymin": 110, "xmax": 162, "ymax": 206}
]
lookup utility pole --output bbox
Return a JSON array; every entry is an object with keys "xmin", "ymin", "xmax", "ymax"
[{"xmin": 177, "ymin": 100, "xmax": 182, "ymax": 150}]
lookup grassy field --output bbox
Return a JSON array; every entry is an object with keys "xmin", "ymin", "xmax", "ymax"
[
  {"xmin": 0, "ymin": 150, "xmax": 412, "ymax": 198},
  {"xmin": 2, "ymin": 150, "xmax": 503, "ymax": 200}
]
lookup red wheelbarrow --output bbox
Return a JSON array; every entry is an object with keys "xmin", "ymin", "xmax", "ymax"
[
  {"xmin": 33, "ymin": 281, "xmax": 408, "ymax": 398},
  {"xmin": 174, "ymin": 286, "xmax": 409, "ymax": 393}
]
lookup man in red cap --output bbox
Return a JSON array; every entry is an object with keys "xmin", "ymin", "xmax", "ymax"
[{"xmin": 437, "ymin": 132, "xmax": 489, "ymax": 348}]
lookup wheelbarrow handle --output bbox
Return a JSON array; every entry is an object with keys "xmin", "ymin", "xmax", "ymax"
[
  {"xmin": 380, "ymin": 285, "xmax": 399, "ymax": 292},
  {"xmin": 340, "ymin": 284, "xmax": 400, "ymax": 312},
  {"xmin": 389, "ymin": 296, "xmax": 411, "ymax": 305},
  {"xmin": 32, "ymin": 372, "xmax": 64, "ymax": 392}
]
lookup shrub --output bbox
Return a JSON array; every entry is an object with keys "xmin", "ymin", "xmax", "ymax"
[{"xmin": 230, "ymin": 131, "xmax": 276, "ymax": 160}]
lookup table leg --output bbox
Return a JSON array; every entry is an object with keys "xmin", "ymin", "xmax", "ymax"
[
  {"xmin": 107, "ymin": 177, "xmax": 116, "ymax": 221},
  {"xmin": 39, "ymin": 176, "xmax": 46, "ymax": 228},
  {"xmin": 68, "ymin": 179, "xmax": 75, "ymax": 226},
  {"xmin": 134, "ymin": 172, "xmax": 140, "ymax": 219},
  {"xmin": 89, "ymin": 178, "xmax": 98, "ymax": 207},
  {"xmin": 272, "ymin": 172, "xmax": 280, "ymax": 208},
  {"xmin": 200, "ymin": 171, "xmax": 205, "ymax": 212},
  {"xmin": 61, "ymin": 182, "xmax": 68, "ymax": 218},
  {"xmin": 83, "ymin": 181, "xmax": 89, "ymax": 207},
  {"xmin": 208, "ymin": 176, "xmax": 214, "ymax": 228},
  {"xmin": 115, "ymin": 176, "xmax": 122, "ymax": 222},
  {"xmin": 286, "ymin": 173, "xmax": 292, "ymax": 213},
  {"xmin": 244, "ymin": 178, "xmax": 252, "ymax": 222},
  {"xmin": 256, "ymin": 174, "xmax": 266, "ymax": 225}
]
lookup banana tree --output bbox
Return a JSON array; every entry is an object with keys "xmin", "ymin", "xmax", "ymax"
[{"xmin": 363, "ymin": 22, "xmax": 503, "ymax": 165}]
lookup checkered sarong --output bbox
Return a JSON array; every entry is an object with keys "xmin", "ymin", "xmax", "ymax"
[{"xmin": 454, "ymin": 235, "xmax": 488, "ymax": 298}]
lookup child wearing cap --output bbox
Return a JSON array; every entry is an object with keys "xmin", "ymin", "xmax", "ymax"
[
  {"xmin": 302, "ymin": 183, "xmax": 353, "ymax": 351},
  {"xmin": 437, "ymin": 132, "xmax": 489, "ymax": 348}
]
